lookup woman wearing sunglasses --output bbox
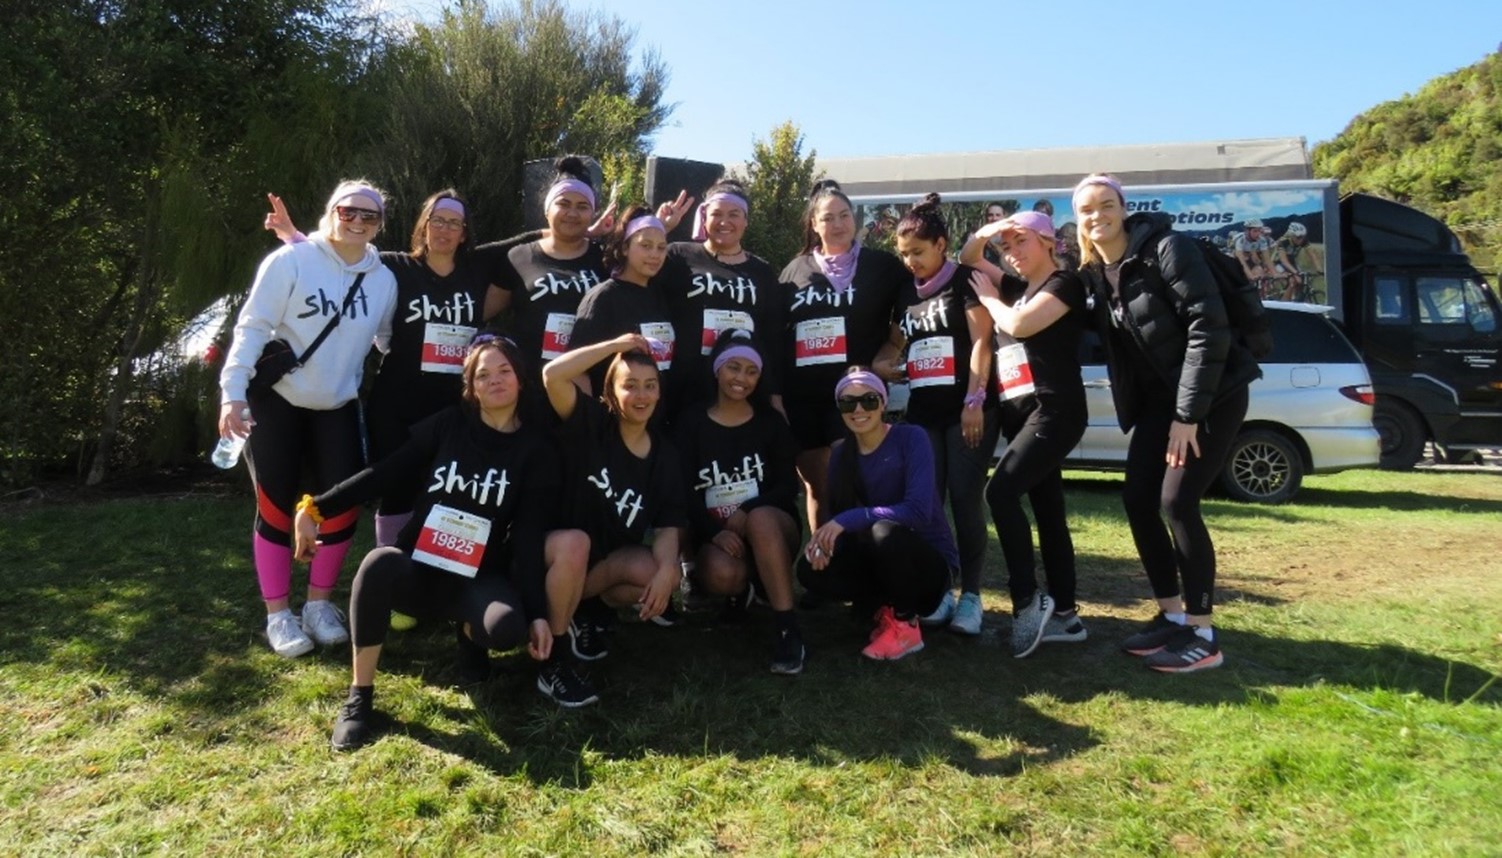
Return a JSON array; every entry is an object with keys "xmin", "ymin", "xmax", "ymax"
[
  {"xmin": 797, "ymin": 368, "xmax": 955, "ymax": 661},
  {"xmin": 293, "ymin": 336, "xmax": 596, "ymax": 751},
  {"xmin": 220, "ymin": 180, "xmax": 398, "ymax": 658},
  {"xmin": 963, "ymin": 211, "xmax": 1090, "ymax": 659},
  {"xmin": 542, "ymin": 331, "xmax": 689, "ymax": 660},
  {"xmin": 781, "ymin": 180, "xmax": 905, "ymax": 534},
  {"xmin": 672, "ymin": 329, "xmax": 804, "ymax": 674},
  {"xmin": 655, "ymin": 179, "xmax": 786, "ymax": 420},
  {"xmin": 875, "ymin": 193, "xmax": 999, "ymax": 636}
]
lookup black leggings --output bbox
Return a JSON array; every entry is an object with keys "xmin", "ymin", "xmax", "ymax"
[
  {"xmin": 984, "ymin": 404, "xmax": 1086, "ymax": 614},
  {"xmin": 244, "ymin": 389, "xmax": 363, "ymax": 545},
  {"xmin": 796, "ymin": 521, "xmax": 950, "ymax": 618},
  {"xmin": 1122, "ymin": 386, "xmax": 1249, "ymax": 616},
  {"xmin": 348, "ymin": 546, "xmax": 530, "ymax": 650}
]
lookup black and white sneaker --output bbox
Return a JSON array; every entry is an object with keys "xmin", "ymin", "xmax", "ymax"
[
  {"xmin": 1040, "ymin": 613, "xmax": 1089, "ymax": 644},
  {"xmin": 1143, "ymin": 627, "xmax": 1223, "ymax": 673},
  {"xmin": 330, "ymin": 687, "xmax": 375, "ymax": 751},
  {"xmin": 537, "ymin": 660, "xmax": 600, "ymax": 708},
  {"xmin": 1009, "ymin": 592, "xmax": 1054, "ymax": 659},
  {"xmin": 1122, "ymin": 612, "xmax": 1189, "ymax": 656},
  {"xmin": 769, "ymin": 628, "xmax": 806, "ymax": 675},
  {"xmin": 646, "ymin": 601, "xmax": 682, "ymax": 627},
  {"xmin": 568, "ymin": 619, "xmax": 608, "ymax": 661}
]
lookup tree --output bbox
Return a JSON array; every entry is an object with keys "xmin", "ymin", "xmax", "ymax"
[{"xmin": 734, "ymin": 121, "xmax": 823, "ymax": 269}]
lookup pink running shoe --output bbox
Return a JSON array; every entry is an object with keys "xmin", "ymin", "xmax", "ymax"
[{"xmin": 862, "ymin": 609, "xmax": 924, "ymax": 660}]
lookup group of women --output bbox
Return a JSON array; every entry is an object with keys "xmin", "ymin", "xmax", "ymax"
[{"xmin": 219, "ymin": 163, "xmax": 1257, "ymax": 751}]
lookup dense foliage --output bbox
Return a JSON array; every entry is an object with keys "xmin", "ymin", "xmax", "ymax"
[
  {"xmin": 0, "ymin": 0, "xmax": 670, "ymax": 488},
  {"xmin": 734, "ymin": 122, "xmax": 823, "ymax": 272},
  {"xmin": 1313, "ymin": 51, "xmax": 1502, "ymax": 275}
]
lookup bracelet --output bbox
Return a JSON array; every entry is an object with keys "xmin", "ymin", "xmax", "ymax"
[
  {"xmin": 296, "ymin": 494, "xmax": 325, "ymax": 525},
  {"xmin": 963, "ymin": 389, "xmax": 986, "ymax": 409}
]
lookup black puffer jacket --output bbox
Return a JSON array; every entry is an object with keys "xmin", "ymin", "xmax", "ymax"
[{"xmin": 1082, "ymin": 212, "xmax": 1261, "ymax": 430}]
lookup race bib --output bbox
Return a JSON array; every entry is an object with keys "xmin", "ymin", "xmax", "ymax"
[
  {"xmin": 906, "ymin": 336, "xmax": 956, "ymax": 389},
  {"xmin": 701, "ymin": 308, "xmax": 754, "ymax": 355},
  {"xmin": 541, "ymin": 312, "xmax": 575, "ymax": 361},
  {"xmin": 794, "ymin": 317, "xmax": 847, "ymax": 367},
  {"xmin": 640, "ymin": 321, "xmax": 675, "ymax": 370},
  {"xmin": 995, "ymin": 343, "xmax": 1036, "ymax": 401},
  {"xmin": 705, "ymin": 478, "xmax": 759, "ymax": 524},
  {"xmin": 420, "ymin": 323, "xmax": 475, "ymax": 374},
  {"xmin": 411, "ymin": 503, "xmax": 491, "ymax": 578}
]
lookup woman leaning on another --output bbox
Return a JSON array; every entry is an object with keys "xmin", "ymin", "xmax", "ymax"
[
  {"xmin": 219, "ymin": 180, "xmax": 397, "ymax": 659},
  {"xmin": 1072, "ymin": 174, "xmax": 1260, "ymax": 673}
]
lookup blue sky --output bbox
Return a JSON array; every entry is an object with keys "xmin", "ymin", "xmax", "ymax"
[{"xmin": 389, "ymin": 0, "xmax": 1502, "ymax": 164}]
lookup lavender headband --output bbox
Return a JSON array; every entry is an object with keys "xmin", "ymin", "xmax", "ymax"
[
  {"xmin": 1071, "ymin": 175, "xmax": 1124, "ymax": 208},
  {"xmin": 342, "ymin": 187, "xmax": 384, "ymax": 214},
  {"xmin": 712, "ymin": 345, "xmax": 763, "ymax": 375},
  {"xmin": 834, "ymin": 370, "xmax": 887, "ymax": 403},
  {"xmin": 691, "ymin": 192, "xmax": 750, "ymax": 241},
  {"xmin": 432, "ymin": 198, "xmax": 465, "ymax": 218},
  {"xmin": 624, "ymin": 215, "xmax": 666, "ymax": 241},
  {"xmin": 544, "ymin": 179, "xmax": 596, "ymax": 212}
]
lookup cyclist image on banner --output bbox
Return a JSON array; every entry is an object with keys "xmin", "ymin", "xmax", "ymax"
[
  {"xmin": 1273, "ymin": 221, "xmax": 1326, "ymax": 302},
  {"xmin": 1231, "ymin": 218, "xmax": 1283, "ymax": 297}
]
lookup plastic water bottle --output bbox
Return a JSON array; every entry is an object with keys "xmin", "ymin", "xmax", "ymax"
[{"xmin": 211, "ymin": 409, "xmax": 251, "ymax": 469}]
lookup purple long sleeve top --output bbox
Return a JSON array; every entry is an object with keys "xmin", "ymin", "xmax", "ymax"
[{"xmin": 828, "ymin": 423, "xmax": 960, "ymax": 569}]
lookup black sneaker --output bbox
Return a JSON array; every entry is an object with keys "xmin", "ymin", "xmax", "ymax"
[
  {"xmin": 330, "ymin": 687, "xmax": 374, "ymax": 751},
  {"xmin": 454, "ymin": 625, "xmax": 491, "ymax": 685},
  {"xmin": 769, "ymin": 627, "xmax": 806, "ymax": 675},
  {"xmin": 568, "ymin": 619, "xmax": 608, "ymax": 661},
  {"xmin": 1143, "ymin": 627, "xmax": 1223, "ymax": 673},
  {"xmin": 646, "ymin": 601, "xmax": 681, "ymax": 627},
  {"xmin": 1121, "ymin": 612, "xmax": 1189, "ymax": 656},
  {"xmin": 537, "ymin": 660, "xmax": 600, "ymax": 708}
]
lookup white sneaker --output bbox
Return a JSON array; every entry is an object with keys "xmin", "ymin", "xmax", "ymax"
[
  {"xmin": 301, "ymin": 600, "xmax": 350, "ymax": 646},
  {"xmin": 267, "ymin": 611, "xmax": 314, "ymax": 658},
  {"xmin": 919, "ymin": 590, "xmax": 957, "ymax": 627}
]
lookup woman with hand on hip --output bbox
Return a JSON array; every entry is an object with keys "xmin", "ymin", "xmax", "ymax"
[
  {"xmin": 1072, "ymin": 174, "xmax": 1259, "ymax": 672},
  {"xmin": 964, "ymin": 211, "xmax": 1089, "ymax": 658},
  {"xmin": 219, "ymin": 180, "xmax": 397, "ymax": 658}
]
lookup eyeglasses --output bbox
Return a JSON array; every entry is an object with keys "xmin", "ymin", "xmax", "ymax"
[
  {"xmin": 335, "ymin": 206, "xmax": 382, "ymax": 224},
  {"xmin": 836, "ymin": 393, "xmax": 883, "ymax": 413},
  {"xmin": 429, "ymin": 216, "xmax": 465, "ymax": 232}
]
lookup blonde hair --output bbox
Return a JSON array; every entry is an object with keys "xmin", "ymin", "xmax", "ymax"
[
  {"xmin": 316, "ymin": 179, "xmax": 389, "ymax": 239},
  {"xmin": 1072, "ymin": 173, "xmax": 1125, "ymax": 268}
]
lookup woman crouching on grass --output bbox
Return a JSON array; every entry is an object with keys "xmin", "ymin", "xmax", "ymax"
[
  {"xmin": 1072, "ymin": 173, "xmax": 1259, "ymax": 672},
  {"xmin": 294, "ymin": 336, "xmax": 597, "ymax": 752},
  {"xmin": 797, "ymin": 368, "xmax": 955, "ymax": 661},
  {"xmin": 673, "ymin": 329, "xmax": 805, "ymax": 674},
  {"xmin": 963, "ymin": 211, "xmax": 1090, "ymax": 659},
  {"xmin": 542, "ymin": 332, "xmax": 689, "ymax": 660}
]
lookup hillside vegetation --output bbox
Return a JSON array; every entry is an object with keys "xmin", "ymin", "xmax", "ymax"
[{"xmin": 1314, "ymin": 51, "xmax": 1502, "ymax": 275}]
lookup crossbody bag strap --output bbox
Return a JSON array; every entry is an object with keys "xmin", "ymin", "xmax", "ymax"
[{"xmin": 296, "ymin": 271, "xmax": 367, "ymax": 367}]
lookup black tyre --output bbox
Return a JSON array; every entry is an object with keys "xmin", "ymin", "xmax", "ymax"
[
  {"xmin": 1220, "ymin": 429, "xmax": 1304, "ymax": 504},
  {"xmin": 1372, "ymin": 399, "xmax": 1427, "ymax": 470}
]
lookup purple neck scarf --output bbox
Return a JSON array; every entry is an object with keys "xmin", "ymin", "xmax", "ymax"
[
  {"xmin": 914, "ymin": 259, "xmax": 957, "ymax": 300},
  {"xmin": 814, "ymin": 242, "xmax": 860, "ymax": 293}
]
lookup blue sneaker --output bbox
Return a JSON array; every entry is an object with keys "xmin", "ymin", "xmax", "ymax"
[
  {"xmin": 919, "ymin": 590, "xmax": 957, "ymax": 627},
  {"xmin": 949, "ymin": 592, "xmax": 983, "ymax": 635}
]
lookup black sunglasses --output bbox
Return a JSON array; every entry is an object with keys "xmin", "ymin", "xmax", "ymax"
[
  {"xmin": 836, "ymin": 393, "xmax": 883, "ymax": 414},
  {"xmin": 335, "ymin": 206, "xmax": 382, "ymax": 224}
]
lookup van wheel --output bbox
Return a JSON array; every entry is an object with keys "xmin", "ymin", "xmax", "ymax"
[
  {"xmin": 1373, "ymin": 399, "xmax": 1426, "ymax": 470},
  {"xmin": 1221, "ymin": 430, "xmax": 1303, "ymax": 504}
]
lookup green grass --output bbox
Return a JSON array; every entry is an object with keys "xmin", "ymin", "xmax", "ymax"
[{"xmin": 2, "ymin": 469, "xmax": 1500, "ymax": 855}]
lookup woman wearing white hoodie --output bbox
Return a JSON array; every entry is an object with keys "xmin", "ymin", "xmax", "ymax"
[{"xmin": 219, "ymin": 180, "xmax": 398, "ymax": 658}]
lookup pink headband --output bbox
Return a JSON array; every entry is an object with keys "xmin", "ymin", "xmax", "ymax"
[
  {"xmin": 1072, "ymin": 175, "xmax": 1125, "ymax": 208},
  {"xmin": 624, "ymin": 215, "xmax": 666, "ymax": 241},
  {"xmin": 834, "ymin": 370, "xmax": 887, "ymax": 403},
  {"xmin": 432, "ymin": 198, "xmax": 465, "ymax": 218},
  {"xmin": 712, "ymin": 344, "xmax": 763, "ymax": 375},
  {"xmin": 544, "ymin": 179, "xmax": 596, "ymax": 212},
  {"xmin": 691, "ymin": 192, "xmax": 750, "ymax": 241},
  {"xmin": 999, "ymin": 210, "xmax": 1055, "ymax": 240}
]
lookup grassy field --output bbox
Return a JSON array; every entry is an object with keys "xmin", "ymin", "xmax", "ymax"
[{"xmin": 2, "ymin": 467, "xmax": 1499, "ymax": 855}]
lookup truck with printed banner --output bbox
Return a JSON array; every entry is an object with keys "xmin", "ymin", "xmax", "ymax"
[{"xmin": 820, "ymin": 138, "xmax": 1502, "ymax": 471}]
